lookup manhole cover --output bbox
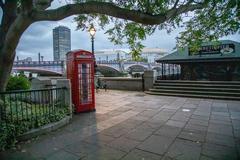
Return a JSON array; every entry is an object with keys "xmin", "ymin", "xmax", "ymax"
[{"xmin": 182, "ymin": 109, "xmax": 190, "ymax": 112}]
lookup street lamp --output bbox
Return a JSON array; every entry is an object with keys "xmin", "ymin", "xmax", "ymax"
[
  {"xmin": 89, "ymin": 24, "xmax": 96, "ymax": 54},
  {"xmin": 88, "ymin": 24, "xmax": 97, "ymax": 72}
]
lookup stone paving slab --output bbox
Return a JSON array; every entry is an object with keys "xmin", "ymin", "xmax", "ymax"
[
  {"xmin": 83, "ymin": 133, "xmax": 116, "ymax": 146},
  {"xmin": 121, "ymin": 149, "xmax": 162, "ymax": 160},
  {"xmin": 178, "ymin": 130, "xmax": 205, "ymax": 143},
  {"xmin": 164, "ymin": 138, "xmax": 201, "ymax": 160},
  {"xmin": 205, "ymin": 132, "xmax": 235, "ymax": 147},
  {"xmin": 154, "ymin": 125, "xmax": 181, "ymax": 138},
  {"xmin": 202, "ymin": 143, "xmax": 238, "ymax": 160},
  {"xmin": 46, "ymin": 150, "xmax": 79, "ymax": 160},
  {"xmin": 124, "ymin": 128, "xmax": 153, "ymax": 141},
  {"xmin": 0, "ymin": 90, "xmax": 240, "ymax": 160},
  {"xmin": 137, "ymin": 135, "xmax": 175, "ymax": 155},
  {"xmin": 107, "ymin": 136, "xmax": 140, "ymax": 152}
]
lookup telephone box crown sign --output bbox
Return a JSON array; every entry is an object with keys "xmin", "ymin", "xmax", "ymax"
[{"xmin": 67, "ymin": 50, "xmax": 94, "ymax": 60}]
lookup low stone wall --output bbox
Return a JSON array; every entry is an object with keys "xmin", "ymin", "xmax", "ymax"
[
  {"xmin": 18, "ymin": 116, "xmax": 71, "ymax": 141},
  {"xmin": 100, "ymin": 77, "xmax": 143, "ymax": 91}
]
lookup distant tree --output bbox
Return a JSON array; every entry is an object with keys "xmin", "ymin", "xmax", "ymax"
[
  {"xmin": 176, "ymin": 0, "xmax": 240, "ymax": 51},
  {"xmin": 6, "ymin": 74, "xmax": 30, "ymax": 91},
  {"xmin": 0, "ymin": 0, "xmax": 239, "ymax": 91}
]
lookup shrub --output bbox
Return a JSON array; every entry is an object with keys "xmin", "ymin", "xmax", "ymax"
[
  {"xmin": 0, "ymin": 123, "xmax": 18, "ymax": 151},
  {"xmin": 6, "ymin": 74, "xmax": 30, "ymax": 91},
  {"xmin": 0, "ymin": 99, "xmax": 69, "ymax": 150}
]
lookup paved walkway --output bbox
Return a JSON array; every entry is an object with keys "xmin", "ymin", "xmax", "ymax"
[{"xmin": 0, "ymin": 90, "xmax": 240, "ymax": 160}]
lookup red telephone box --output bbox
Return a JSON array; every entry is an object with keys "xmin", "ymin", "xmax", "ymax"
[{"xmin": 66, "ymin": 50, "xmax": 95, "ymax": 113}]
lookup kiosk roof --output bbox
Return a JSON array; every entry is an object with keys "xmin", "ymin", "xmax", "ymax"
[{"xmin": 156, "ymin": 40, "xmax": 240, "ymax": 63}]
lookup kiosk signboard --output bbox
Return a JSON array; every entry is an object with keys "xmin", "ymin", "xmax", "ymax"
[{"xmin": 189, "ymin": 43, "xmax": 235, "ymax": 55}]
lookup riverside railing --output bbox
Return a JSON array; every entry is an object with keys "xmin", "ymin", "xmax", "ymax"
[
  {"xmin": 0, "ymin": 87, "xmax": 69, "ymax": 132},
  {"xmin": 157, "ymin": 63, "xmax": 181, "ymax": 80}
]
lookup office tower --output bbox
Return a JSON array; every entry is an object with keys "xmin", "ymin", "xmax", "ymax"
[{"xmin": 53, "ymin": 26, "xmax": 71, "ymax": 61}]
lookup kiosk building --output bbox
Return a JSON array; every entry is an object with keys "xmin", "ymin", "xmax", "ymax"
[{"xmin": 156, "ymin": 40, "xmax": 240, "ymax": 81}]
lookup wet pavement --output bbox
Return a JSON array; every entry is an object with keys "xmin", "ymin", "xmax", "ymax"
[{"xmin": 0, "ymin": 90, "xmax": 240, "ymax": 160}]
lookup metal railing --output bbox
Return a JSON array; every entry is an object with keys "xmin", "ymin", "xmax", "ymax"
[
  {"xmin": 13, "ymin": 60, "xmax": 64, "ymax": 66},
  {"xmin": 157, "ymin": 63, "xmax": 181, "ymax": 80},
  {"xmin": 0, "ymin": 87, "xmax": 69, "ymax": 133}
]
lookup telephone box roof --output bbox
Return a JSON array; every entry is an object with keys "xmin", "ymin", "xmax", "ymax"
[
  {"xmin": 66, "ymin": 49, "xmax": 94, "ymax": 60},
  {"xmin": 156, "ymin": 40, "xmax": 240, "ymax": 64}
]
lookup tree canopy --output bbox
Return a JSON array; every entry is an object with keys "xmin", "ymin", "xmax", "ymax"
[
  {"xmin": 0, "ymin": 0, "xmax": 239, "ymax": 91},
  {"xmin": 73, "ymin": 0, "xmax": 239, "ymax": 55}
]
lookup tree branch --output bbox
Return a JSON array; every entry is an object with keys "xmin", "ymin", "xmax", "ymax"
[
  {"xmin": 166, "ymin": 1, "xmax": 206, "ymax": 20},
  {"xmin": 32, "ymin": 1, "xmax": 206, "ymax": 25},
  {"xmin": 0, "ymin": 1, "xmax": 18, "ymax": 49},
  {"xmin": 173, "ymin": 0, "xmax": 180, "ymax": 9},
  {"xmin": 21, "ymin": 0, "xmax": 33, "ymax": 12},
  {"xmin": 0, "ymin": 0, "xmax": 4, "ymax": 9},
  {"xmin": 33, "ymin": 0, "xmax": 54, "ymax": 10}
]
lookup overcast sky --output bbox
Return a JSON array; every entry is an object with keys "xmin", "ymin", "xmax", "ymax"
[{"xmin": 1, "ymin": 1, "xmax": 239, "ymax": 61}]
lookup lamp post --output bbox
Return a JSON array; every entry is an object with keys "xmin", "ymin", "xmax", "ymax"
[
  {"xmin": 89, "ymin": 24, "xmax": 96, "ymax": 55},
  {"xmin": 88, "ymin": 24, "xmax": 97, "ymax": 71}
]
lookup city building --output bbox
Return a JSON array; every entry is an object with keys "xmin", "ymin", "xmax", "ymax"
[
  {"xmin": 141, "ymin": 48, "xmax": 168, "ymax": 63},
  {"xmin": 95, "ymin": 49, "xmax": 129, "ymax": 62},
  {"xmin": 53, "ymin": 26, "xmax": 71, "ymax": 61},
  {"xmin": 156, "ymin": 40, "xmax": 240, "ymax": 81},
  {"xmin": 95, "ymin": 48, "xmax": 168, "ymax": 63},
  {"xmin": 16, "ymin": 56, "xmax": 32, "ymax": 62}
]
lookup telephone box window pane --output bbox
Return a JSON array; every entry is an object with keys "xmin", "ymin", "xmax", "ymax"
[
  {"xmin": 87, "ymin": 63, "xmax": 93, "ymax": 102},
  {"xmin": 78, "ymin": 63, "xmax": 93, "ymax": 104},
  {"xmin": 82, "ymin": 63, "xmax": 88, "ymax": 104},
  {"xmin": 78, "ymin": 64, "xmax": 82, "ymax": 104}
]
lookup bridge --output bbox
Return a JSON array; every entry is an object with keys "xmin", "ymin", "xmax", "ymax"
[
  {"xmin": 13, "ymin": 60, "xmax": 180, "ymax": 76},
  {"xmin": 96, "ymin": 61, "xmax": 163, "ymax": 74},
  {"xmin": 13, "ymin": 61, "xmax": 65, "ymax": 76}
]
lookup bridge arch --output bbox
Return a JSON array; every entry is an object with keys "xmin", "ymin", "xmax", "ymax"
[
  {"xmin": 97, "ymin": 64, "xmax": 121, "ymax": 77},
  {"xmin": 125, "ymin": 64, "xmax": 147, "ymax": 72},
  {"xmin": 12, "ymin": 67, "xmax": 63, "ymax": 76}
]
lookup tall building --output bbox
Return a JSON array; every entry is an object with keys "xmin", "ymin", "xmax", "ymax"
[{"xmin": 53, "ymin": 26, "xmax": 71, "ymax": 61}]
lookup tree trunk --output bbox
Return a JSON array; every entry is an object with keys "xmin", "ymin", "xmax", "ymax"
[
  {"xmin": 0, "ymin": 15, "xmax": 32, "ymax": 92},
  {"xmin": 0, "ymin": 52, "xmax": 15, "ymax": 92}
]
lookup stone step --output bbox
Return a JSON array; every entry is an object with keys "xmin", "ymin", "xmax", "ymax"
[
  {"xmin": 149, "ymin": 88, "xmax": 240, "ymax": 97},
  {"xmin": 149, "ymin": 80, "xmax": 240, "ymax": 100},
  {"xmin": 152, "ymin": 86, "xmax": 240, "ymax": 92},
  {"xmin": 153, "ymin": 83, "xmax": 240, "ymax": 88},
  {"xmin": 154, "ymin": 80, "xmax": 240, "ymax": 85},
  {"xmin": 145, "ymin": 91, "xmax": 240, "ymax": 101}
]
